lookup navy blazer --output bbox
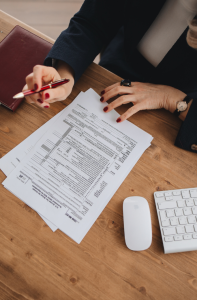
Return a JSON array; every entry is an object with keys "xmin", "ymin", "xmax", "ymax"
[{"xmin": 44, "ymin": 0, "xmax": 197, "ymax": 153}]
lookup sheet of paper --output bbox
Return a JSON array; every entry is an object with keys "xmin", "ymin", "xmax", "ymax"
[
  {"xmin": 0, "ymin": 92, "xmax": 84, "ymax": 232},
  {"xmin": 3, "ymin": 89, "xmax": 153, "ymax": 243},
  {"xmin": 0, "ymin": 92, "xmax": 84, "ymax": 176}
]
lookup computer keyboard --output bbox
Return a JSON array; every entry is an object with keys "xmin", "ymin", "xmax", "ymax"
[{"xmin": 154, "ymin": 188, "xmax": 197, "ymax": 254}]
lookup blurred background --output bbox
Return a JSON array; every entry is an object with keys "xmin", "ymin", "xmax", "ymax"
[{"xmin": 0, "ymin": 0, "xmax": 100, "ymax": 62}]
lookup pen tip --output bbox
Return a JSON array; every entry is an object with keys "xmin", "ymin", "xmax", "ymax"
[{"xmin": 13, "ymin": 92, "xmax": 24, "ymax": 99}]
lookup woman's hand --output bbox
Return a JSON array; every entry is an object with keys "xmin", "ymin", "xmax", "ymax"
[
  {"xmin": 100, "ymin": 82, "xmax": 187, "ymax": 122},
  {"xmin": 23, "ymin": 61, "xmax": 74, "ymax": 108}
]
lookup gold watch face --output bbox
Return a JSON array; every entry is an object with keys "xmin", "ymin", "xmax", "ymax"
[{"xmin": 177, "ymin": 101, "xmax": 188, "ymax": 112}]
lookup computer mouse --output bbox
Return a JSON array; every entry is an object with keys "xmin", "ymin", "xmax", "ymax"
[{"xmin": 123, "ymin": 196, "xmax": 152, "ymax": 251}]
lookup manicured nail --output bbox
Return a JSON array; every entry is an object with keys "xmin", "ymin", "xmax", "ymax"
[
  {"xmin": 116, "ymin": 118, "xmax": 121, "ymax": 123},
  {"xmin": 103, "ymin": 106, "xmax": 108, "ymax": 112},
  {"xmin": 34, "ymin": 83, "xmax": 38, "ymax": 90},
  {"xmin": 45, "ymin": 93, "xmax": 50, "ymax": 100},
  {"xmin": 100, "ymin": 97, "xmax": 104, "ymax": 102},
  {"xmin": 44, "ymin": 105, "xmax": 49, "ymax": 108},
  {"xmin": 101, "ymin": 90, "xmax": 105, "ymax": 95},
  {"xmin": 37, "ymin": 99, "xmax": 43, "ymax": 104}
]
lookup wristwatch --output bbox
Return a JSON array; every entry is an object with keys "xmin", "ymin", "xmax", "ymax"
[{"xmin": 174, "ymin": 95, "xmax": 193, "ymax": 117}]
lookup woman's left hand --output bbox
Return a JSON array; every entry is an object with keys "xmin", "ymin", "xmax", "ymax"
[{"xmin": 100, "ymin": 82, "xmax": 187, "ymax": 122}]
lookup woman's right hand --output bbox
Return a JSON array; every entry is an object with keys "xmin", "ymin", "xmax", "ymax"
[{"xmin": 23, "ymin": 60, "xmax": 75, "ymax": 108}]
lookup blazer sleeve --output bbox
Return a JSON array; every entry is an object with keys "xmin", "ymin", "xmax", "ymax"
[
  {"xmin": 175, "ymin": 98, "xmax": 197, "ymax": 153},
  {"xmin": 44, "ymin": 0, "xmax": 126, "ymax": 82}
]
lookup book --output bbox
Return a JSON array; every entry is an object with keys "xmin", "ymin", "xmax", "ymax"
[{"xmin": 0, "ymin": 25, "xmax": 53, "ymax": 111}]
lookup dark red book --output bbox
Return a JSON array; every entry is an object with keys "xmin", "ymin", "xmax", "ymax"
[{"xmin": 0, "ymin": 25, "xmax": 53, "ymax": 111}]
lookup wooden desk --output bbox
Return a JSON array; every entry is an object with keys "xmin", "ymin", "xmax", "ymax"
[{"xmin": 0, "ymin": 9, "xmax": 197, "ymax": 300}]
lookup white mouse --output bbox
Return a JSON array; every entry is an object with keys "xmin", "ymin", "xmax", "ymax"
[{"xmin": 123, "ymin": 196, "xmax": 152, "ymax": 251}]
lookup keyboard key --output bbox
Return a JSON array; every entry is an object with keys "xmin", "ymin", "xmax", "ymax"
[
  {"xmin": 165, "ymin": 236, "xmax": 173, "ymax": 242},
  {"xmin": 170, "ymin": 218, "xmax": 179, "ymax": 226},
  {"xmin": 192, "ymin": 207, "xmax": 197, "ymax": 215},
  {"xmin": 188, "ymin": 216, "xmax": 196, "ymax": 224},
  {"xmin": 174, "ymin": 235, "xmax": 183, "ymax": 241},
  {"xmin": 166, "ymin": 196, "xmax": 173, "ymax": 201},
  {"xmin": 166, "ymin": 209, "xmax": 175, "ymax": 218},
  {"xmin": 186, "ymin": 199, "xmax": 194, "ymax": 207},
  {"xmin": 176, "ymin": 226, "xmax": 185, "ymax": 234},
  {"xmin": 190, "ymin": 190, "xmax": 197, "ymax": 198},
  {"xmin": 183, "ymin": 208, "xmax": 192, "ymax": 216},
  {"xmin": 182, "ymin": 191, "xmax": 190, "ymax": 199},
  {"xmin": 194, "ymin": 224, "xmax": 197, "ymax": 232},
  {"xmin": 175, "ymin": 208, "xmax": 183, "ymax": 217},
  {"xmin": 155, "ymin": 192, "xmax": 164, "ymax": 198},
  {"xmin": 179, "ymin": 217, "xmax": 187, "ymax": 225},
  {"xmin": 185, "ymin": 225, "xmax": 194, "ymax": 233},
  {"xmin": 163, "ymin": 227, "xmax": 176, "ymax": 236},
  {"xmin": 173, "ymin": 191, "xmax": 181, "ymax": 196},
  {"xmin": 162, "ymin": 219, "xmax": 170, "ymax": 227},
  {"xmin": 193, "ymin": 233, "xmax": 197, "ymax": 239},
  {"xmin": 177, "ymin": 200, "xmax": 185, "ymax": 208},
  {"xmin": 165, "ymin": 192, "xmax": 172, "ymax": 197},
  {"xmin": 184, "ymin": 234, "xmax": 192, "ymax": 240},
  {"xmin": 194, "ymin": 199, "xmax": 197, "ymax": 206},
  {"xmin": 158, "ymin": 201, "xmax": 177, "ymax": 210},
  {"xmin": 160, "ymin": 211, "xmax": 167, "ymax": 221}
]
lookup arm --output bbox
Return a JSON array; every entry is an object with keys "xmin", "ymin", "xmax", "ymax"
[
  {"xmin": 44, "ymin": 0, "xmax": 126, "ymax": 82},
  {"xmin": 175, "ymin": 98, "xmax": 197, "ymax": 152},
  {"xmin": 100, "ymin": 82, "xmax": 197, "ymax": 153}
]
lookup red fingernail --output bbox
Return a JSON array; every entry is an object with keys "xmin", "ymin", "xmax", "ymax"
[
  {"xmin": 37, "ymin": 99, "xmax": 43, "ymax": 104},
  {"xmin": 116, "ymin": 118, "xmax": 121, "ymax": 123},
  {"xmin": 44, "ymin": 105, "xmax": 49, "ymax": 108},
  {"xmin": 101, "ymin": 90, "xmax": 105, "ymax": 95},
  {"xmin": 100, "ymin": 97, "xmax": 104, "ymax": 102},
  {"xmin": 45, "ymin": 93, "xmax": 50, "ymax": 100},
  {"xmin": 34, "ymin": 83, "xmax": 38, "ymax": 90},
  {"xmin": 103, "ymin": 107, "xmax": 108, "ymax": 112}
]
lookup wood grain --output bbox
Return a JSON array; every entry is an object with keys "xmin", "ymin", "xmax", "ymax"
[{"xmin": 1, "ymin": 9, "xmax": 197, "ymax": 300}]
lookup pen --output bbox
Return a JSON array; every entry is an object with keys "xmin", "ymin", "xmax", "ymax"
[{"xmin": 13, "ymin": 78, "xmax": 70, "ymax": 99}]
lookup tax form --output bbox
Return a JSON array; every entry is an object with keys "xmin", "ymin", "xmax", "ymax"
[
  {"xmin": 0, "ymin": 93, "xmax": 84, "ymax": 232},
  {"xmin": 3, "ymin": 89, "xmax": 153, "ymax": 243}
]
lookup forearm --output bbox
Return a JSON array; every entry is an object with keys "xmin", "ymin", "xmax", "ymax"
[{"xmin": 44, "ymin": 0, "xmax": 126, "ymax": 82}]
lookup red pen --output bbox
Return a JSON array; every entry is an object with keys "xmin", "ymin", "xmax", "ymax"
[{"xmin": 13, "ymin": 78, "xmax": 70, "ymax": 99}]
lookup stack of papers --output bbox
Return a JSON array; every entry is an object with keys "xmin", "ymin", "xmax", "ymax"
[{"xmin": 0, "ymin": 89, "xmax": 153, "ymax": 243}]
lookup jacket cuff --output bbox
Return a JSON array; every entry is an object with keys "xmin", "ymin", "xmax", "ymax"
[
  {"xmin": 175, "ymin": 98, "xmax": 197, "ymax": 152},
  {"xmin": 44, "ymin": 55, "xmax": 77, "ymax": 82}
]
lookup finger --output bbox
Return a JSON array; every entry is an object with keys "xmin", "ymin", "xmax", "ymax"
[
  {"xmin": 101, "ymin": 82, "xmax": 120, "ymax": 95},
  {"xmin": 101, "ymin": 81, "xmax": 141, "ymax": 96},
  {"xmin": 23, "ymin": 75, "xmax": 47, "ymax": 106},
  {"xmin": 103, "ymin": 95, "xmax": 136, "ymax": 113},
  {"xmin": 23, "ymin": 84, "xmax": 49, "ymax": 108},
  {"xmin": 24, "ymin": 94, "xmax": 50, "ymax": 109},
  {"xmin": 22, "ymin": 84, "xmax": 35, "ymax": 104},
  {"xmin": 116, "ymin": 102, "xmax": 145, "ymax": 122},
  {"xmin": 32, "ymin": 65, "xmax": 58, "ymax": 91},
  {"xmin": 24, "ymin": 89, "xmax": 49, "ymax": 107},
  {"xmin": 25, "ymin": 73, "xmax": 34, "ymax": 89},
  {"xmin": 100, "ymin": 85, "xmax": 134, "ymax": 103},
  {"xmin": 41, "ymin": 84, "xmax": 72, "ymax": 104}
]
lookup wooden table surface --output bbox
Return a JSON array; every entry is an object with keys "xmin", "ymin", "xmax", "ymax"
[{"xmin": 1, "ymin": 9, "xmax": 197, "ymax": 300}]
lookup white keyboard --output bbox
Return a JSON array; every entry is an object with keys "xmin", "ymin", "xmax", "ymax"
[{"xmin": 154, "ymin": 188, "xmax": 197, "ymax": 254}]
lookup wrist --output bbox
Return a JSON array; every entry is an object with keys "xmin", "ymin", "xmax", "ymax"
[
  {"xmin": 167, "ymin": 91, "xmax": 187, "ymax": 114},
  {"xmin": 179, "ymin": 99, "xmax": 193, "ymax": 121},
  {"xmin": 56, "ymin": 60, "xmax": 74, "ymax": 84}
]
